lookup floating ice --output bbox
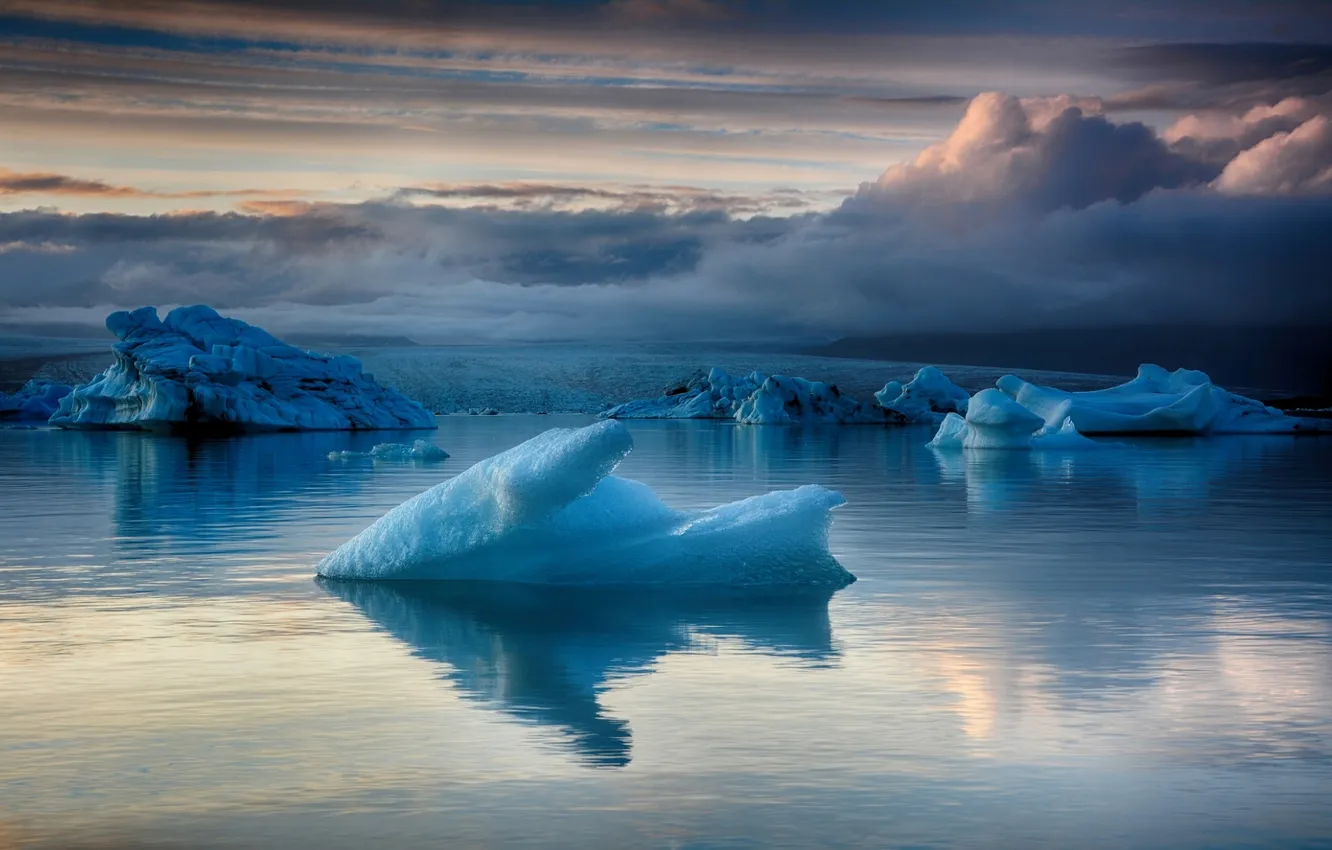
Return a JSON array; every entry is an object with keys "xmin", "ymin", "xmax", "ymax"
[
  {"xmin": 604, "ymin": 367, "xmax": 903, "ymax": 425},
  {"xmin": 929, "ymin": 389, "xmax": 1103, "ymax": 450},
  {"xmin": 602, "ymin": 367, "xmax": 764, "ymax": 420},
  {"xmin": 735, "ymin": 374, "xmax": 903, "ymax": 425},
  {"xmin": 874, "ymin": 366, "xmax": 971, "ymax": 424},
  {"xmin": 329, "ymin": 440, "xmax": 449, "ymax": 462},
  {"xmin": 0, "ymin": 379, "xmax": 71, "ymax": 422},
  {"xmin": 317, "ymin": 420, "xmax": 853, "ymax": 585},
  {"xmin": 50, "ymin": 305, "xmax": 436, "ymax": 432},
  {"xmin": 996, "ymin": 364, "xmax": 1328, "ymax": 435}
]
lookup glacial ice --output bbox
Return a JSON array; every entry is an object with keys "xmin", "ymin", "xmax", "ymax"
[
  {"xmin": 329, "ymin": 440, "xmax": 449, "ymax": 462},
  {"xmin": 603, "ymin": 367, "xmax": 904, "ymax": 425},
  {"xmin": 317, "ymin": 420, "xmax": 854, "ymax": 585},
  {"xmin": 734, "ymin": 374, "xmax": 904, "ymax": 425},
  {"xmin": 602, "ymin": 367, "xmax": 764, "ymax": 420},
  {"xmin": 929, "ymin": 389, "xmax": 1102, "ymax": 450},
  {"xmin": 0, "ymin": 379, "xmax": 71, "ymax": 422},
  {"xmin": 996, "ymin": 364, "xmax": 1328, "ymax": 435},
  {"xmin": 874, "ymin": 366, "xmax": 971, "ymax": 424},
  {"xmin": 49, "ymin": 306, "xmax": 436, "ymax": 432}
]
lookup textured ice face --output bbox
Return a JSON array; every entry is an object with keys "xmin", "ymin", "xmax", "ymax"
[
  {"xmin": 317, "ymin": 420, "xmax": 854, "ymax": 586},
  {"xmin": 50, "ymin": 305, "xmax": 436, "ymax": 432}
]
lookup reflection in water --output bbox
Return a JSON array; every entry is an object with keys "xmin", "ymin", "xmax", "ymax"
[
  {"xmin": 931, "ymin": 435, "xmax": 1303, "ymax": 513},
  {"xmin": 319, "ymin": 579, "xmax": 840, "ymax": 767}
]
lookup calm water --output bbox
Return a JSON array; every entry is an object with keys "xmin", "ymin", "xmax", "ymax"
[{"xmin": 2, "ymin": 418, "xmax": 1331, "ymax": 849}]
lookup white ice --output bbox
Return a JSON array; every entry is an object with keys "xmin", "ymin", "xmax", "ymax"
[
  {"xmin": 317, "ymin": 420, "xmax": 853, "ymax": 586},
  {"xmin": 329, "ymin": 440, "xmax": 449, "ymax": 462},
  {"xmin": 0, "ymin": 379, "xmax": 71, "ymax": 422},
  {"xmin": 995, "ymin": 364, "xmax": 1327, "ymax": 435},
  {"xmin": 50, "ymin": 306, "xmax": 436, "ymax": 432},
  {"xmin": 873, "ymin": 366, "xmax": 971, "ymax": 424},
  {"xmin": 929, "ymin": 388, "xmax": 1103, "ymax": 450}
]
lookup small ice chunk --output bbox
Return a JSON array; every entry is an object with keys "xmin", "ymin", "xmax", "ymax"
[
  {"xmin": 317, "ymin": 420, "xmax": 853, "ymax": 586},
  {"xmin": 329, "ymin": 440, "xmax": 449, "ymax": 462}
]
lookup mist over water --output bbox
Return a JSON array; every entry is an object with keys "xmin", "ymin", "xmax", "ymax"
[{"xmin": 2, "ymin": 417, "xmax": 1331, "ymax": 848}]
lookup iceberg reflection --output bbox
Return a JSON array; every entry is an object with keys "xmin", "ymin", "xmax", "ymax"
[{"xmin": 318, "ymin": 578, "xmax": 841, "ymax": 767}]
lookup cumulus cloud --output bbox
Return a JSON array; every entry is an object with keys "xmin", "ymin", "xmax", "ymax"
[
  {"xmin": 1214, "ymin": 115, "xmax": 1332, "ymax": 195},
  {"xmin": 859, "ymin": 93, "xmax": 1213, "ymax": 211}
]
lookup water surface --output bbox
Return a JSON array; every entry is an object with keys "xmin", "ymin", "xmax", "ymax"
[{"xmin": 2, "ymin": 418, "xmax": 1330, "ymax": 849}]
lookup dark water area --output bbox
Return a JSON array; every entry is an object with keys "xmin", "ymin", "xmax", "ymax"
[{"xmin": 2, "ymin": 417, "xmax": 1331, "ymax": 848}]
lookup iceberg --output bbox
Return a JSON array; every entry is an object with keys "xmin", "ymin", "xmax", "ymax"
[
  {"xmin": 328, "ymin": 440, "xmax": 449, "ymax": 462},
  {"xmin": 49, "ymin": 306, "xmax": 435, "ymax": 432},
  {"xmin": 929, "ymin": 388, "xmax": 1102, "ymax": 450},
  {"xmin": 604, "ymin": 367, "xmax": 905, "ymax": 425},
  {"xmin": 874, "ymin": 366, "xmax": 971, "ymax": 424},
  {"xmin": 317, "ymin": 420, "xmax": 853, "ymax": 586},
  {"xmin": 995, "ymin": 364, "xmax": 1328, "ymax": 435},
  {"xmin": 602, "ymin": 367, "xmax": 765, "ymax": 420},
  {"xmin": 734, "ymin": 374, "xmax": 904, "ymax": 425},
  {"xmin": 0, "ymin": 379, "xmax": 71, "ymax": 422}
]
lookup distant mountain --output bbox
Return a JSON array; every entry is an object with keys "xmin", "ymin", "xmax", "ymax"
[{"xmin": 811, "ymin": 325, "xmax": 1332, "ymax": 396}]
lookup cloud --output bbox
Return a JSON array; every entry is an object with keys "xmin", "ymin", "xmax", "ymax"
[
  {"xmin": 603, "ymin": 0, "xmax": 731, "ymax": 25},
  {"xmin": 1214, "ymin": 115, "xmax": 1332, "ymax": 195},
  {"xmin": 857, "ymin": 93, "xmax": 1214, "ymax": 211},
  {"xmin": 0, "ymin": 168, "xmax": 301, "ymax": 200},
  {"xmin": 1, "ymin": 92, "xmax": 1329, "ymax": 350},
  {"xmin": 393, "ymin": 182, "xmax": 813, "ymax": 214}
]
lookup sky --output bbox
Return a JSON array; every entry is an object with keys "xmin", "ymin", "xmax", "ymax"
[{"xmin": 0, "ymin": 0, "xmax": 1330, "ymax": 344}]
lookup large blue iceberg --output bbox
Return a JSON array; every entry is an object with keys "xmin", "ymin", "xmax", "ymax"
[
  {"xmin": 50, "ymin": 306, "xmax": 435, "ymax": 432},
  {"xmin": 317, "ymin": 420, "xmax": 853, "ymax": 585}
]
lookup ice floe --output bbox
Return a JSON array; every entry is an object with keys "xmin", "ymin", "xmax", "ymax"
[
  {"xmin": 0, "ymin": 379, "xmax": 71, "ymax": 422},
  {"xmin": 317, "ymin": 420, "xmax": 853, "ymax": 585},
  {"xmin": 328, "ymin": 440, "xmax": 449, "ymax": 462},
  {"xmin": 734, "ymin": 374, "xmax": 904, "ymax": 425},
  {"xmin": 995, "ymin": 364, "xmax": 1328, "ymax": 435},
  {"xmin": 49, "ymin": 306, "xmax": 435, "ymax": 432},
  {"xmin": 603, "ymin": 367, "xmax": 904, "ymax": 425}
]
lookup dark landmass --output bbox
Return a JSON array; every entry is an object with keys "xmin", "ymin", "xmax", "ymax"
[{"xmin": 811, "ymin": 325, "xmax": 1332, "ymax": 396}]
